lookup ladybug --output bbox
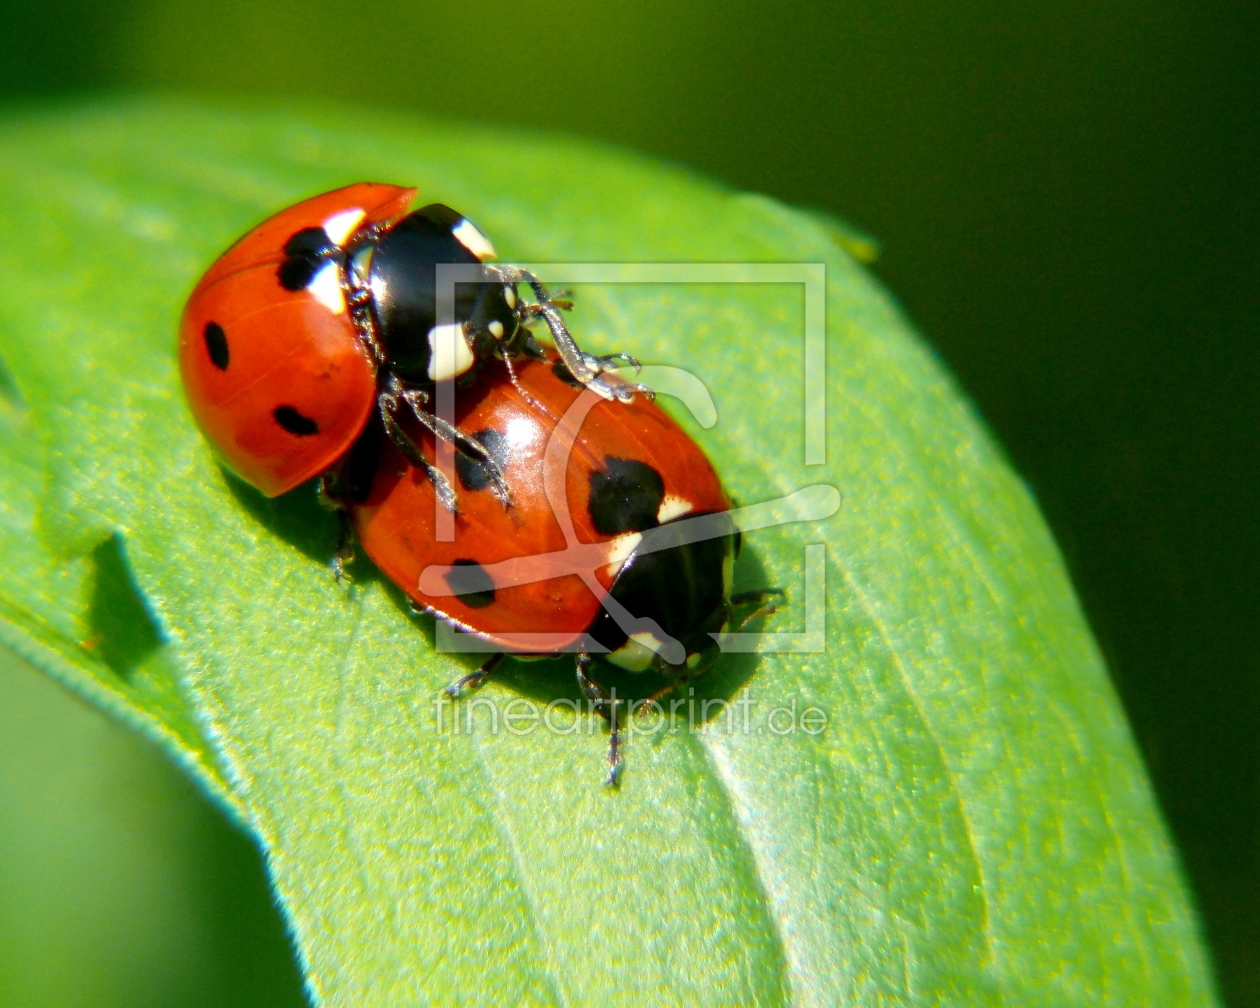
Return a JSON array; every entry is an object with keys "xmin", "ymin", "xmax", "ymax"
[
  {"xmin": 341, "ymin": 350, "xmax": 779, "ymax": 783},
  {"xmin": 179, "ymin": 182, "xmax": 648, "ymax": 506}
]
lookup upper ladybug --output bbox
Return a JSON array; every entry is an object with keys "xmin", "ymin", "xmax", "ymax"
[{"xmin": 179, "ymin": 182, "xmax": 648, "ymax": 502}]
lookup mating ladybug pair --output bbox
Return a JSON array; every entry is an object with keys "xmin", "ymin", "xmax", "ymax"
[{"xmin": 179, "ymin": 183, "xmax": 778, "ymax": 783}]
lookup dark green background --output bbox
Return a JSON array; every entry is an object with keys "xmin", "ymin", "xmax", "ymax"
[{"xmin": 1, "ymin": 0, "xmax": 1255, "ymax": 1004}]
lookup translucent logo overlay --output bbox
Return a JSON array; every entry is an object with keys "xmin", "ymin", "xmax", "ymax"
[{"xmin": 429, "ymin": 262, "xmax": 835, "ymax": 658}]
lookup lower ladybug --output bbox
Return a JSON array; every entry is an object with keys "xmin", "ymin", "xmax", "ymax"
[
  {"xmin": 340, "ymin": 351, "xmax": 779, "ymax": 784},
  {"xmin": 179, "ymin": 183, "xmax": 648, "ymax": 507}
]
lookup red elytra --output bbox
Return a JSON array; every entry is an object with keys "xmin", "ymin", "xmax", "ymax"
[
  {"xmin": 348, "ymin": 353, "xmax": 730, "ymax": 653},
  {"xmin": 179, "ymin": 183, "xmax": 416, "ymax": 496}
]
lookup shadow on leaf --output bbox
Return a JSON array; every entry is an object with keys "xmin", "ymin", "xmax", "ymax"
[
  {"xmin": 85, "ymin": 533, "xmax": 163, "ymax": 680},
  {"xmin": 218, "ymin": 467, "xmax": 346, "ymax": 569}
]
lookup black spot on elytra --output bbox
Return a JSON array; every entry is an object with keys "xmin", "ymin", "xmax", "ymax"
[
  {"xmin": 273, "ymin": 405, "xmax": 319, "ymax": 436},
  {"xmin": 455, "ymin": 429, "xmax": 510, "ymax": 491},
  {"xmin": 552, "ymin": 359, "xmax": 582, "ymax": 389},
  {"xmin": 278, "ymin": 257, "xmax": 320, "ymax": 291},
  {"xmin": 588, "ymin": 457, "xmax": 665, "ymax": 535},
  {"xmin": 204, "ymin": 321, "xmax": 229, "ymax": 370},
  {"xmin": 446, "ymin": 559, "xmax": 496, "ymax": 608},
  {"xmin": 277, "ymin": 226, "xmax": 337, "ymax": 291},
  {"xmin": 283, "ymin": 227, "xmax": 336, "ymax": 259}
]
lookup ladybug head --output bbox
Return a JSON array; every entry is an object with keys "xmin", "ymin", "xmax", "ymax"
[{"xmin": 588, "ymin": 516, "xmax": 738, "ymax": 679}]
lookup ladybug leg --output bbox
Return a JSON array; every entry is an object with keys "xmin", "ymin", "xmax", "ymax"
[
  {"xmin": 316, "ymin": 474, "xmax": 357, "ymax": 583},
  {"xmin": 378, "ymin": 397, "xmax": 460, "ymax": 513},
  {"xmin": 330, "ymin": 509, "xmax": 357, "ymax": 584},
  {"xmin": 444, "ymin": 652, "xmax": 505, "ymax": 697},
  {"xmin": 398, "ymin": 389, "xmax": 513, "ymax": 508},
  {"xmin": 492, "ymin": 265, "xmax": 653, "ymax": 405},
  {"xmin": 498, "ymin": 351, "xmax": 551, "ymax": 415},
  {"xmin": 575, "ymin": 653, "xmax": 624, "ymax": 786},
  {"xmin": 588, "ymin": 351, "xmax": 643, "ymax": 374},
  {"xmin": 574, "ymin": 350, "xmax": 655, "ymax": 403}
]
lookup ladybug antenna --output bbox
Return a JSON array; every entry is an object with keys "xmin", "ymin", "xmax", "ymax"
[{"xmin": 724, "ymin": 589, "xmax": 787, "ymax": 642}]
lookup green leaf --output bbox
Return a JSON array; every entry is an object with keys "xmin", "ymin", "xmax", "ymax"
[
  {"xmin": 0, "ymin": 94, "xmax": 1216, "ymax": 1006},
  {"xmin": 0, "ymin": 646, "xmax": 308, "ymax": 1007}
]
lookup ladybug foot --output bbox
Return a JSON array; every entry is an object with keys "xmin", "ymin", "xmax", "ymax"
[
  {"xmin": 579, "ymin": 351, "xmax": 655, "ymax": 403},
  {"xmin": 330, "ymin": 538, "xmax": 356, "ymax": 585},
  {"xmin": 428, "ymin": 466, "xmax": 461, "ymax": 514},
  {"xmin": 589, "ymin": 350, "xmax": 642, "ymax": 374},
  {"xmin": 399, "ymin": 391, "xmax": 512, "ymax": 510},
  {"xmin": 444, "ymin": 652, "xmax": 505, "ymax": 697},
  {"xmin": 497, "ymin": 268, "xmax": 651, "ymax": 406},
  {"xmin": 587, "ymin": 373, "xmax": 655, "ymax": 404},
  {"xmin": 575, "ymin": 653, "xmax": 625, "ymax": 786},
  {"xmin": 319, "ymin": 491, "xmax": 358, "ymax": 584}
]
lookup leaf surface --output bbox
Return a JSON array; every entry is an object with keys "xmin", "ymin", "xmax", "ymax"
[{"xmin": 0, "ymin": 95, "xmax": 1216, "ymax": 1006}]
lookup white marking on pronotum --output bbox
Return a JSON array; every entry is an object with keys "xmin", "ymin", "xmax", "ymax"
[
  {"xmin": 322, "ymin": 208, "xmax": 366, "ymax": 246},
  {"xmin": 603, "ymin": 532, "xmax": 642, "ymax": 578},
  {"xmin": 488, "ymin": 319, "xmax": 505, "ymax": 339},
  {"xmin": 608, "ymin": 632, "xmax": 667, "ymax": 672},
  {"xmin": 503, "ymin": 285, "xmax": 517, "ymax": 309},
  {"xmin": 307, "ymin": 261, "xmax": 346, "ymax": 314},
  {"xmin": 657, "ymin": 495, "xmax": 694, "ymax": 523},
  {"xmin": 427, "ymin": 322, "xmax": 475, "ymax": 381},
  {"xmin": 451, "ymin": 218, "xmax": 496, "ymax": 260}
]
